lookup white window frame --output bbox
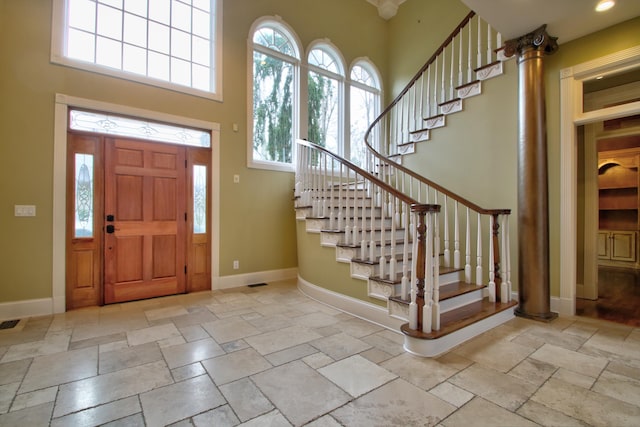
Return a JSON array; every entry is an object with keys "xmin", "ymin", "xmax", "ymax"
[
  {"xmin": 307, "ymin": 40, "xmax": 346, "ymax": 157},
  {"xmin": 247, "ymin": 16, "xmax": 302, "ymax": 172},
  {"xmin": 51, "ymin": 0, "xmax": 223, "ymax": 101}
]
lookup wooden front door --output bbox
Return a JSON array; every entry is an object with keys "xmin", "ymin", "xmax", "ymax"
[{"xmin": 104, "ymin": 138, "xmax": 187, "ymax": 304}]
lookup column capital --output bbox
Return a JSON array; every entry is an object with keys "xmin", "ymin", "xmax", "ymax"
[{"xmin": 504, "ymin": 25, "xmax": 558, "ymax": 58}]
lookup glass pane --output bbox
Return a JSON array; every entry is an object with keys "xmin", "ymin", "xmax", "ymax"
[
  {"xmin": 193, "ymin": 165, "xmax": 207, "ymax": 234},
  {"xmin": 192, "ymin": 64, "xmax": 210, "ymax": 91},
  {"xmin": 308, "ymin": 70, "xmax": 339, "ymax": 153},
  {"xmin": 309, "ymin": 48, "xmax": 340, "ymax": 75},
  {"xmin": 123, "ymin": 44, "xmax": 147, "ymax": 74},
  {"xmin": 171, "ymin": 57, "xmax": 191, "ymax": 86},
  {"xmin": 351, "ymin": 65, "xmax": 377, "ymax": 88},
  {"xmin": 149, "ymin": 22, "xmax": 170, "ymax": 54},
  {"xmin": 193, "ymin": 0, "xmax": 210, "ymax": 12},
  {"xmin": 67, "ymin": 28, "xmax": 95, "ymax": 62},
  {"xmin": 124, "ymin": 0, "xmax": 147, "ymax": 17},
  {"xmin": 171, "ymin": 0, "xmax": 191, "ymax": 32},
  {"xmin": 149, "ymin": 0, "xmax": 171, "ymax": 25},
  {"xmin": 192, "ymin": 8, "xmax": 210, "ymax": 39},
  {"xmin": 124, "ymin": 13, "xmax": 147, "ymax": 47},
  {"xmin": 96, "ymin": 37, "xmax": 122, "ymax": 69},
  {"xmin": 68, "ymin": 0, "xmax": 96, "ymax": 33},
  {"xmin": 192, "ymin": 36, "xmax": 210, "ymax": 66},
  {"xmin": 252, "ymin": 51, "xmax": 294, "ymax": 163},
  {"xmin": 69, "ymin": 109, "xmax": 212, "ymax": 147},
  {"xmin": 171, "ymin": 28, "xmax": 191, "ymax": 60},
  {"xmin": 97, "ymin": 4, "xmax": 123, "ymax": 40},
  {"xmin": 350, "ymin": 86, "xmax": 377, "ymax": 166},
  {"xmin": 149, "ymin": 51, "xmax": 170, "ymax": 80},
  {"xmin": 253, "ymin": 28, "xmax": 294, "ymax": 57},
  {"xmin": 75, "ymin": 154, "xmax": 94, "ymax": 238}
]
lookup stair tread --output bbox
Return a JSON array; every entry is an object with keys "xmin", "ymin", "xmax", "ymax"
[
  {"xmin": 387, "ymin": 280, "xmax": 482, "ymax": 301},
  {"xmin": 455, "ymin": 80, "xmax": 480, "ymax": 90},
  {"xmin": 400, "ymin": 298, "xmax": 518, "ymax": 340},
  {"xmin": 438, "ymin": 97, "xmax": 461, "ymax": 107},
  {"xmin": 474, "ymin": 60, "xmax": 501, "ymax": 72},
  {"xmin": 336, "ymin": 238, "xmax": 411, "ymax": 249},
  {"xmin": 370, "ymin": 265, "xmax": 463, "ymax": 283}
]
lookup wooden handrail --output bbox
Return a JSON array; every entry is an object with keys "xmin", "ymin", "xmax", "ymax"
[{"xmin": 363, "ymin": 10, "xmax": 510, "ymax": 217}]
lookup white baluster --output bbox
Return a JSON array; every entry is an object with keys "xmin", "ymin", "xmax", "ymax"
[
  {"xmin": 477, "ymin": 15, "xmax": 482, "ymax": 68},
  {"xmin": 401, "ymin": 206, "xmax": 410, "ymax": 299},
  {"xmin": 389, "ymin": 197, "xmax": 397, "ymax": 282},
  {"xmin": 441, "ymin": 45, "xmax": 446, "ymax": 105},
  {"xmin": 465, "ymin": 207, "xmax": 472, "ymax": 283},
  {"xmin": 467, "ymin": 19, "xmax": 473, "ymax": 83},
  {"xmin": 379, "ymin": 191, "xmax": 386, "ymax": 278},
  {"xmin": 425, "ymin": 66, "xmax": 431, "ymax": 120},
  {"xmin": 454, "ymin": 201, "xmax": 461, "ymax": 269},
  {"xmin": 443, "ymin": 195, "xmax": 450, "ymax": 267},
  {"xmin": 450, "ymin": 40, "xmax": 455, "ymax": 100},
  {"xmin": 488, "ymin": 214, "xmax": 496, "ymax": 302},
  {"xmin": 458, "ymin": 30, "xmax": 463, "ymax": 88},
  {"xmin": 476, "ymin": 213, "xmax": 483, "ymax": 286},
  {"xmin": 423, "ymin": 211, "xmax": 433, "ymax": 333},
  {"xmin": 505, "ymin": 214, "xmax": 512, "ymax": 300},
  {"xmin": 487, "ymin": 22, "xmax": 493, "ymax": 65},
  {"xmin": 329, "ymin": 159, "xmax": 335, "ymax": 229},
  {"xmin": 369, "ymin": 186, "xmax": 376, "ymax": 262},
  {"xmin": 409, "ymin": 211, "xmax": 418, "ymax": 330},
  {"xmin": 433, "ymin": 56, "xmax": 438, "ymax": 117},
  {"xmin": 352, "ymin": 173, "xmax": 359, "ymax": 246},
  {"xmin": 433, "ymin": 210, "xmax": 441, "ymax": 331}
]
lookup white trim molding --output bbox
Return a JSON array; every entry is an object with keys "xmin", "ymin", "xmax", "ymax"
[
  {"xmin": 216, "ymin": 268, "xmax": 299, "ymax": 290},
  {"xmin": 559, "ymin": 45, "xmax": 640, "ymax": 317},
  {"xmin": 0, "ymin": 298, "xmax": 53, "ymax": 322}
]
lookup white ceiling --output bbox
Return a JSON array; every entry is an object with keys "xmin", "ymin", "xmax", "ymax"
[{"xmin": 460, "ymin": 0, "xmax": 640, "ymax": 44}]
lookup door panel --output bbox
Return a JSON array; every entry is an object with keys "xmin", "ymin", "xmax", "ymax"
[{"xmin": 105, "ymin": 138, "xmax": 186, "ymax": 304}]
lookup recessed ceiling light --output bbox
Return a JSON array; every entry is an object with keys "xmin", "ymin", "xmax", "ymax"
[{"xmin": 595, "ymin": 0, "xmax": 615, "ymax": 12}]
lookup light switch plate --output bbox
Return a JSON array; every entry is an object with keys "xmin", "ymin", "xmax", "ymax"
[{"xmin": 15, "ymin": 205, "xmax": 36, "ymax": 217}]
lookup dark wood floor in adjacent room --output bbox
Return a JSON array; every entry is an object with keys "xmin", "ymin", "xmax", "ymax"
[{"xmin": 576, "ymin": 266, "xmax": 640, "ymax": 327}]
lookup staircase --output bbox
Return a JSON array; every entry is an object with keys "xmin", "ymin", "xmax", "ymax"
[{"xmin": 294, "ymin": 11, "xmax": 518, "ymax": 357}]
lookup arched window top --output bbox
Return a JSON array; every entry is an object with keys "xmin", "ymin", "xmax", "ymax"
[
  {"xmin": 251, "ymin": 17, "xmax": 301, "ymax": 59},
  {"xmin": 350, "ymin": 58, "xmax": 382, "ymax": 91},
  {"xmin": 307, "ymin": 41, "xmax": 345, "ymax": 76}
]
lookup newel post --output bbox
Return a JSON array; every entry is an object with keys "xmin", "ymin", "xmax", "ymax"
[
  {"xmin": 504, "ymin": 25, "xmax": 558, "ymax": 321},
  {"xmin": 411, "ymin": 204, "xmax": 428, "ymax": 331}
]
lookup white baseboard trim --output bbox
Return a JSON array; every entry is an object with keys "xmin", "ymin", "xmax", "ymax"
[
  {"xmin": 215, "ymin": 268, "xmax": 298, "ymax": 290},
  {"xmin": 0, "ymin": 298, "xmax": 53, "ymax": 321},
  {"xmin": 297, "ymin": 276, "xmax": 404, "ymax": 332}
]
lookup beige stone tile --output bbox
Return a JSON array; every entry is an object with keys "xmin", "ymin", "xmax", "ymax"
[
  {"xmin": 101, "ymin": 413, "xmax": 145, "ymax": 427},
  {"xmin": 160, "ymin": 338, "xmax": 224, "ymax": 369},
  {"xmin": 53, "ymin": 360, "xmax": 172, "ymax": 417},
  {"xmin": 0, "ymin": 359, "xmax": 30, "ymax": 386},
  {"xmin": 607, "ymin": 359, "xmax": 640, "ymax": 381},
  {"xmin": 291, "ymin": 312, "xmax": 340, "ymax": 328},
  {"xmin": 140, "ymin": 374, "xmax": 225, "ymax": 427},
  {"xmin": 0, "ymin": 382, "xmax": 19, "ymax": 413},
  {"xmin": 10, "ymin": 386, "xmax": 57, "ymax": 412},
  {"xmin": 452, "ymin": 334, "xmax": 533, "ymax": 373},
  {"xmin": 221, "ymin": 339, "xmax": 250, "ymax": 353},
  {"xmin": 508, "ymin": 358, "xmax": 557, "ymax": 386},
  {"xmin": 516, "ymin": 400, "xmax": 590, "ymax": 427},
  {"xmin": 126, "ymin": 323, "xmax": 181, "ymax": 346},
  {"xmin": 1, "ymin": 332, "xmax": 70, "ymax": 363},
  {"xmin": 171, "ymin": 362, "xmax": 206, "ymax": 382},
  {"xmin": 144, "ymin": 305, "xmax": 189, "ymax": 322},
  {"xmin": 219, "ymin": 378, "xmax": 273, "ymax": 422},
  {"xmin": 252, "ymin": 360, "xmax": 350, "ymax": 426},
  {"xmin": 530, "ymin": 343, "xmax": 607, "ymax": 377},
  {"xmin": 318, "ymin": 354, "xmax": 397, "ymax": 397},
  {"xmin": 264, "ymin": 344, "xmax": 317, "ymax": 366},
  {"xmin": 381, "ymin": 353, "xmax": 461, "ymax": 391},
  {"xmin": 0, "ymin": 402, "xmax": 53, "ymax": 426},
  {"xmin": 592, "ymin": 370, "xmax": 640, "ymax": 407},
  {"xmin": 157, "ymin": 335, "xmax": 186, "ymax": 348},
  {"xmin": 302, "ymin": 352, "xmax": 335, "ymax": 369},
  {"xmin": 50, "ymin": 396, "xmax": 141, "ymax": 427},
  {"xmin": 202, "ymin": 347, "xmax": 272, "ymax": 385},
  {"xmin": 99, "ymin": 340, "xmax": 129, "ymax": 354},
  {"xmin": 334, "ymin": 317, "xmax": 384, "ymax": 338},
  {"xmin": 522, "ymin": 325, "xmax": 588, "ymax": 351},
  {"xmin": 237, "ymin": 409, "xmax": 291, "ymax": 427},
  {"xmin": 245, "ymin": 326, "xmax": 323, "ymax": 355},
  {"xmin": 531, "ymin": 378, "xmax": 640, "ymax": 426},
  {"xmin": 201, "ymin": 317, "xmax": 262, "ymax": 344},
  {"xmin": 246, "ymin": 314, "xmax": 291, "ymax": 333},
  {"xmin": 331, "ymin": 378, "xmax": 455, "ymax": 426},
  {"xmin": 441, "ymin": 397, "xmax": 537, "ymax": 427},
  {"xmin": 19, "ymin": 346, "xmax": 97, "ymax": 393},
  {"xmin": 360, "ymin": 331, "xmax": 404, "ymax": 356},
  {"xmin": 359, "ymin": 347, "xmax": 393, "ymax": 364},
  {"xmin": 68, "ymin": 332, "xmax": 127, "ymax": 351},
  {"xmin": 449, "ymin": 364, "xmax": 537, "ymax": 411},
  {"xmin": 304, "ymin": 415, "xmax": 342, "ymax": 427},
  {"xmin": 177, "ymin": 324, "xmax": 210, "ymax": 342},
  {"xmin": 309, "ymin": 332, "xmax": 371, "ymax": 361},
  {"xmin": 429, "ymin": 381, "xmax": 474, "ymax": 408},
  {"xmin": 192, "ymin": 405, "xmax": 240, "ymax": 427},
  {"xmin": 552, "ymin": 367, "xmax": 596, "ymax": 389},
  {"xmin": 99, "ymin": 342, "xmax": 163, "ymax": 374}
]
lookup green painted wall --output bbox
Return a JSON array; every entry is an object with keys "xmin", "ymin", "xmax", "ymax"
[{"xmin": 0, "ymin": 0, "xmax": 388, "ymax": 304}]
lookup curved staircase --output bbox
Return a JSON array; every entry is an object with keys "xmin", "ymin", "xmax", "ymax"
[{"xmin": 294, "ymin": 11, "xmax": 517, "ymax": 357}]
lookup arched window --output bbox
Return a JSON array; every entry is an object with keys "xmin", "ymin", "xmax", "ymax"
[
  {"xmin": 249, "ymin": 18, "xmax": 301, "ymax": 170},
  {"xmin": 307, "ymin": 42, "xmax": 345, "ymax": 156},
  {"xmin": 349, "ymin": 59, "xmax": 381, "ymax": 166}
]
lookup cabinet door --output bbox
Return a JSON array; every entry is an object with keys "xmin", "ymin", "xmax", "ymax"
[
  {"xmin": 610, "ymin": 231, "xmax": 636, "ymax": 262},
  {"xmin": 597, "ymin": 231, "xmax": 611, "ymax": 260}
]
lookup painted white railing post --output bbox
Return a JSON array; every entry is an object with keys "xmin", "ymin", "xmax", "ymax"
[
  {"xmin": 454, "ymin": 201, "xmax": 461, "ymax": 269},
  {"xmin": 337, "ymin": 164, "xmax": 344, "ymax": 231},
  {"xmin": 505, "ymin": 214, "xmax": 512, "ymax": 300},
  {"xmin": 379, "ymin": 191, "xmax": 387, "ymax": 279},
  {"xmin": 443, "ymin": 195, "xmax": 450, "ymax": 267},
  {"xmin": 409, "ymin": 211, "xmax": 418, "ymax": 329},
  {"xmin": 465, "ymin": 207, "xmax": 472, "ymax": 283},
  {"xmin": 329, "ymin": 158, "xmax": 335, "ymax": 229},
  {"xmin": 487, "ymin": 22, "xmax": 493, "ymax": 65},
  {"xmin": 432, "ymin": 210, "xmax": 441, "ymax": 331},
  {"xmin": 401, "ymin": 209, "xmax": 410, "ymax": 299},
  {"xmin": 476, "ymin": 213, "xmax": 483, "ymax": 286},
  {"xmin": 500, "ymin": 214, "xmax": 509, "ymax": 302},
  {"xmin": 477, "ymin": 15, "xmax": 482, "ymax": 69},
  {"xmin": 352, "ymin": 173, "xmax": 360, "ymax": 246},
  {"xmin": 467, "ymin": 18, "xmax": 473, "ymax": 82},
  {"xmin": 422, "ymin": 209, "xmax": 433, "ymax": 333},
  {"xmin": 389, "ymin": 197, "xmax": 398, "ymax": 281},
  {"xmin": 369, "ymin": 185, "xmax": 376, "ymax": 262}
]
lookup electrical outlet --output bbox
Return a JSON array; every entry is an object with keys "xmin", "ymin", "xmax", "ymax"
[
  {"xmin": 233, "ymin": 174, "xmax": 240, "ymax": 183},
  {"xmin": 233, "ymin": 260, "xmax": 239, "ymax": 269}
]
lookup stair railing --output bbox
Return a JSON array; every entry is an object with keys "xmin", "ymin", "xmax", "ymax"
[
  {"xmin": 295, "ymin": 139, "xmax": 441, "ymax": 334},
  {"xmin": 360, "ymin": 11, "xmax": 512, "ymax": 333}
]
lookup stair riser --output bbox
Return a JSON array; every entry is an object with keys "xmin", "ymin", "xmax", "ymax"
[
  {"xmin": 321, "ymin": 228, "xmax": 408, "ymax": 247},
  {"xmin": 336, "ymin": 243, "xmax": 413, "ymax": 263},
  {"xmin": 367, "ymin": 269, "xmax": 466, "ymax": 301}
]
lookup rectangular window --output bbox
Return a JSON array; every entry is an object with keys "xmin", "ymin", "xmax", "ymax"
[
  {"xmin": 193, "ymin": 165, "xmax": 207, "ymax": 234},
  {"xmin": 74, "ymin": 153, "xmax": 94, "ymax": 238},
  {"xmin": 52, "ymin": 0, "xmax": 222, "ymax": 100}
]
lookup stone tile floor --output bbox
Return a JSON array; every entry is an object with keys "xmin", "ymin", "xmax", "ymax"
[{"xmin": 0, "ymin": 279, "xmax": 639, "ymax": 426}]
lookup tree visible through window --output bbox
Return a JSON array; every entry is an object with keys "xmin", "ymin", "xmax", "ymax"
[{"xmin": 251, "ymin": 24, "xmax": 299, "ymax": 165}]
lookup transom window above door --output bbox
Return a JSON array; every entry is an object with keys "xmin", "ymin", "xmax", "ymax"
[
  {"xmin": 69, "ymin": 109, "xmax": 211, "ymax": 147},
  {"xmin": 51, "ymin": 0, "xmax": 222, "ymax": 100}
]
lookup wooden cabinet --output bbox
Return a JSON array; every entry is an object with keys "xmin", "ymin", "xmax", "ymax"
[{"xmin": 598, "ymin": 230, "xmax": 636, "ymax": 263}]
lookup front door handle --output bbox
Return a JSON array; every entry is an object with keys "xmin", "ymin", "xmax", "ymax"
[
  {"xmin": 106, "ymin": 224, "xmax": 115, "ymax": 234},
  {"xmin": 106, "ymin": 214, "xmax": 115, "ymax": 222}
]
